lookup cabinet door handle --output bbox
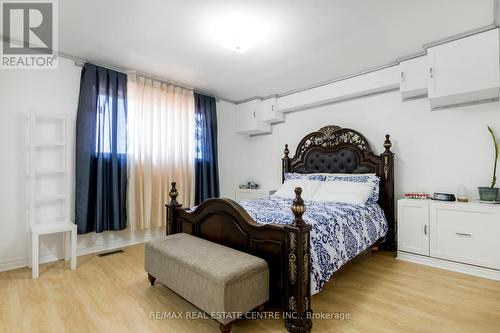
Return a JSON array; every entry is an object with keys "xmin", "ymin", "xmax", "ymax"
[
  {"xmin": 253, "ymin": 111, "xmax": 256, "ymax": 118},
  {"xmin": 424, "ymin": 225, "xmax": 427, "ymax": 235},
  {"xmin": 429, "ymin": 67, "xmax": 434, "ymax": 78},
  {"xmin": 456, "ymin": 232, "xmax": 472, "ymax": 237},
  {"xmin": 400, "ymin": 71, "xmax": 405, "ymax": 82}
]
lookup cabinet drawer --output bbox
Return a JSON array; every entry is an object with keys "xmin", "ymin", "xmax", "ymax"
[{"xmin": 430, "ymin": 203, "xmax": 500, "ymax": 270}]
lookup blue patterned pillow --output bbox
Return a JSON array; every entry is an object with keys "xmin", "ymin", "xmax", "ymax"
[
  {"xmin": 284, "ymin": 173, "xmax": 326, "ymax": 181},
  {"xmin": 325, "ymin": 175, "xmax": 380, "ymax": 202}
]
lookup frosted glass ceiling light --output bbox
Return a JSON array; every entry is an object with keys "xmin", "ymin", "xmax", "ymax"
[{"xmin": 209, "ymin": 12, "xmax": 267, "ymax": 53}]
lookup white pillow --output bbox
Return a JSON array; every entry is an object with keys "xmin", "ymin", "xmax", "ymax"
[
  {"xmin": 272, "ymin": 179, "xmax": 321, "ymax": 201},
  {"xmin": 311, "ymin": 181, "xmax": 373, "ymax": 205}
]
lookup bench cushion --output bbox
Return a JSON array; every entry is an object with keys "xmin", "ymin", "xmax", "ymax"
[{"xmin": 145, "ymin": 233, "xmax": 269, "ymax": 324}]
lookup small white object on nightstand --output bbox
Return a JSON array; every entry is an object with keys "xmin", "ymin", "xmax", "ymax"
[{"xmin": 235, "ymin": 188, "xmax": 276, "ymax": 201}]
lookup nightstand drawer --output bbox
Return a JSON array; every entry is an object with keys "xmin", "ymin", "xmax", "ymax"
[{"xmin": 430, "ymin": 203, "xmax": 500, "ymax": 270}]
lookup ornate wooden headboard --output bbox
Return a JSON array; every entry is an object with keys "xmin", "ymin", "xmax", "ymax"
[{"xmin": 282, "ymin": 125, "xmax": 395, "ymax": 250}]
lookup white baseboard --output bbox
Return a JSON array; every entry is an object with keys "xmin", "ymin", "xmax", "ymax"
[
  {"xmin": 397, "ymin": 251, "xmax": 500, "ymax": 281},
  {"xmin": 0, "ymin": 232, "xmax": 162, "ymax": 273}
]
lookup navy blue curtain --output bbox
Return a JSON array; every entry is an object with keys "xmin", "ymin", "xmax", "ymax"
[
  {"xmin": 194, "ymin": 93, "xmax": 220, "ymax": 205},
  {"xmin": 75, "ymin": 63, "xmax": 127, "ymax": 234}
]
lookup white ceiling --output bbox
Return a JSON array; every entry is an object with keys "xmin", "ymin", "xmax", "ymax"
[{"xmin": 59, "ymin": 0, "xmax": 495, "ymax": 102}]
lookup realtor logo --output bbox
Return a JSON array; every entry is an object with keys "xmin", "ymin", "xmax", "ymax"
[{"xmin": 1, "ymin": 0, "xmax": 58, "ymax": 69}]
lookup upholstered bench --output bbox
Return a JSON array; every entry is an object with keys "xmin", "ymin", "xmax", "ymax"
[{"xmin": 145, "ymin": 233, "xmax": 269, "ymax": 332}]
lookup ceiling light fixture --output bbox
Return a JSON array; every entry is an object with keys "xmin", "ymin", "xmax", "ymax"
[{"xmin": 208, "ymin": 12, "xmax": 268, "ymax": 53}]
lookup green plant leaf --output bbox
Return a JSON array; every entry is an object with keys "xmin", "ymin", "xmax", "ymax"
[{"xmin": 487, "ymin": 125, "xmax": 499, "ymax": 188}]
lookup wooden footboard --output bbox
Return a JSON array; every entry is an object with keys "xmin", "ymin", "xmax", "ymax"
[{"xmin": 166, "ymin": 182, "xmax": 313, "ymax": 333}]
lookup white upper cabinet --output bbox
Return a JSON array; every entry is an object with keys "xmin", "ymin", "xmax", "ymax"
[
  {"xmin": 260, "ymin": 97, "xmax": 283, "ymax": 123},
  {"xmin": 428, "ymin": 28, "xmax": 500, "ymax": 110},
  {"xmin": 235, "ymin": 100, "xmax": 271, "ymax": 135},
  {"xmin": 399, "ymin": 56, "xmax": 428, "ymax": 100}
]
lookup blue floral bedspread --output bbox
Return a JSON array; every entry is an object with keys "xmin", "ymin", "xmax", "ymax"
[{"xmin": 238, "ymin": 197, "xmax": 388, "ymax": 294}]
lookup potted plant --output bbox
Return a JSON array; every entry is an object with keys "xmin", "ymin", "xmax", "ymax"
[{"xmin": 478, "ymin": 126, "xmax": 499, "ymax": 201}]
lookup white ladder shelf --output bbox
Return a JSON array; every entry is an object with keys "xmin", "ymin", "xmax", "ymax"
[{"xmin": 28, "ymin": 112, "xmax": 77, "ymax": 279}]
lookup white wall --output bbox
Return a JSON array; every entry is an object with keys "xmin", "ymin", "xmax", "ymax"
[
  {"xmin": 2, "ymin": 58, "xmax": 500, "ymax": 272},
  {"xmin": 217, "ymin": 100, "xmax": 254, "ymax": 198},
  {"xmin": 0, "ymin": 58, "xmax": 162, "ymax": 272},
  {"xmin": 218, "ymin": 91, "xmax": 500, "ymax": 201}
]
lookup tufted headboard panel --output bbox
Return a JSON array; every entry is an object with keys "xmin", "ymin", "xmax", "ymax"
[
  {"xmin": 295, "ymin": 148, "xmax": 374, "ymax": 174},
  {"xmin": 281, "ymin": 125, "xmax": 395, "ymax": 250}
]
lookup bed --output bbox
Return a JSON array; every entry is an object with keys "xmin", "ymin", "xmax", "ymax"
[
  {"xmin": 239, "ymin": 197, "xmax": 388, "ymax": 295},
  {"xmin": 165, "ymin": 125, "xmax": 395, "ymax": 333}
]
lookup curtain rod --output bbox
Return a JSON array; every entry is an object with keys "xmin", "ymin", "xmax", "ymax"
[{"xmin": 61, "ymin": 52, "xmax": 235, "ymax": 103}]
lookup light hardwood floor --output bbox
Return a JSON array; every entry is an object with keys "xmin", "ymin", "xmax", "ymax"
[{"xmin": 1, "ymin": 245, "xmax": 499, "ymax": 333}]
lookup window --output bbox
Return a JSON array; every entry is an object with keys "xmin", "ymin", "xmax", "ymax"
[
  {"xmin": 95, "ymin": 94, "xmax": 127, "ymax": 155},
  {"xmin": 194, "ymin": 111, "xmax": 204, "ymax": 160}
]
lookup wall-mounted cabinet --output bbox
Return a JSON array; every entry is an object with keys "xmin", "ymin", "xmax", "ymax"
[
  {"xmin": 428, "ymin": 28, "xmax": 500, "ymax": 110},
  {"xmin": 260, "ymin": 97, "xmax": 283, "ymax": 123},
  {"xmin": 399, "ymin": 55, "xmax": 428, "ymax": 100},
  {"xmin": 235, "ymin": 100, "xmax": 271, "ymax": 135}
]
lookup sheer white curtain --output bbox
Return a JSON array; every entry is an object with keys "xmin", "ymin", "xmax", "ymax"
[{"xmin": 127, "ymin": 76, "xmax": 195, "ymax": 230}]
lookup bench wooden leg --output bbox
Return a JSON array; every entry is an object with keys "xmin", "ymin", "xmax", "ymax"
[
  {"xmin": 148, "ymin": 274, "xmax": 156, "ymax": 286},
  {"xmin": 219, "ymin": 323, "xmax": 232, "ymax": 333}
]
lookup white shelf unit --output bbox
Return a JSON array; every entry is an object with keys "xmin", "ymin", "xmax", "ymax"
[{"xmin": 28, "ymin": 112, "xmax": 77, "ymax": 279}]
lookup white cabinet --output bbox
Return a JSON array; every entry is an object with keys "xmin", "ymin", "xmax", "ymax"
[
  {"xmin": 235, "ymin": 100, "xmax": 271, "ymax": 135},
  {"xmin": 399, "ymin": 56, "xmax": 428, "ymax": 100},
  {"xmin": 430, "ymin": 202, "xmax": 500, "ymax": 270},
  {"xmin": 260, "ymin": 97, "xmax": 283, "ymax": 123},
  {"xmin": 397, "ymin": 199, "xmax": 500, "ymax": 281},
  {"xmin": 397, "ymin": 199, "xmax": 429, "ymax": 256},
  {"xmin": 235, "ymin": 188, "xmax": 275, "ymax": 201},
  {"xmin": 428, "ymin": 28, "xmax": 500, "ymax": 110}
]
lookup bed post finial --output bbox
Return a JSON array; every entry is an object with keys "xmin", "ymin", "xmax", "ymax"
[
  {"xmin": 384, "ymin": 134, "xmax": 392, "ymax": 153},
  {"xmin": 285, "ymin": 187, "xmax": 312, "ymax": 333},
  {"xmin": 166, "ymin": 182, "xmax": 182, "ymax": 236},
  {"xmin": 291, "ymin": 187, "xmax": 306, "ymax": 227},
  {"xmin": 381, "ymin": 134, "xmax": 395, "ymax": 250},
  {"xmin": 169, "ymin": 182, "xmax": 179, "ymax": 206},
  {"xmin": 282, "ymin": 144, "xmax": 291, "ymax": 183}
]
